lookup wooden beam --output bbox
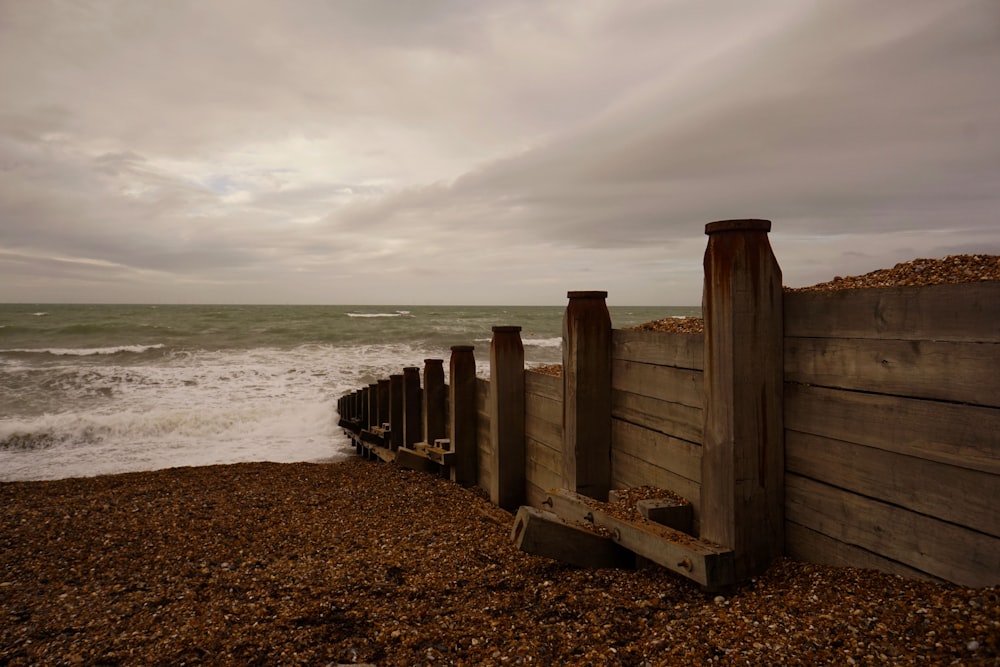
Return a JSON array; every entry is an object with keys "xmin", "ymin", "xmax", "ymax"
[
  {"xmin": 511, "ymin": 506, "xmax": 634, "ymax": 569},
  {"xmin": 395, "ymin": 446, "xmax": 440, "ymax": 473},
  {"xmin": 543, "ymin": 488, "xmax": 734, "ymax": 590},
  {"xmin": 562, "ymin": 290, "xmax": 612, "ymax": 500},
  {"xmin": 489, "ymin": 326, "xmax": 525, "ymax": 510},
  {"xmin": 449, "ymin": 345, "xmax": 478, "ymax": 485},
  {"xmin": 701, "ymin": 219, "xmax": 784, "ymax": 581}
]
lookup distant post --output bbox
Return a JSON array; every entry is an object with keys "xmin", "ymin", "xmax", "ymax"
[
  {"xmin": 388, "ymin": 374, "xmax": 404, "ymax": 450},
  {"xmin": 377, "ymin": 379, "xmax": 390, "ymax": 437},
  {"xmin": 422, "ymin": 359, "xmax": 447, "ymax": 445},
  {"xmin": 402, "ymin": 366, "xmax": 422, "ymax": 449},
  {"xmin": 701, "ymin": 219, "xmax": 784, "ymax": 581},
  {"xmin": 450, "ymin": 345, "xmax": 478, "ymax": 485},
  {"xmin": 489, "ymin": 326, "xmax": 525, "ymax": 510},
  {"xmin": 367, "ymin": 383, "xmax": 378, "ymax": 430},
  {"xmin": 562, "ymin": 290, "xmax": 612, "ymax": 500}
]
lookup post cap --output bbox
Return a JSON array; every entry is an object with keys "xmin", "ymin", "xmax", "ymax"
[
  {"xmin": 402, "ymin": 366, "xmax": 420, "ymax": 373},
  {"xmin": 423, "ymin": 358, "xmax": 444, "ymax": 365},
  {"xmin": 492, "ymin": 325, "xmax": 522, "ymax": 333},
  {"xmin": 705, "ymin": 219, "xmax": 771, "ymax": 235},
  {"xmin": 451, "ymin": 345, "xmax": 475, "ymax": 352},
  {"xmin": 567, "ymin": 290, "xmax": 609, "ymax": 299}
]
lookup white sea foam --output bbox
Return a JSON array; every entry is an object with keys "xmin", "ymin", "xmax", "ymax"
[
  {"xmin": 346, "ymin": 312, "xmax": 402, "ymax": 318},
  {"xmin": 523, "ymin": 337, "xmax": 563, "ymax": 349},
  {"xmin": 0, "ymin": 344, "xmax": 166, "ymax": 357},
  {"xmin": 0, "ymin": 341, "xmax": 453, "ymax": 481}
]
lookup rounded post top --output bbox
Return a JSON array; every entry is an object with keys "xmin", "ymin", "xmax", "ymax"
[
  {"xmin": 402, "ymin": 366, "xmax": 420, "ymax": 373},
  {"xmin": 705, "ymin": 219, "xmax": 771, "ymax": 235},
  {"xmin": 567, "ymin": 290, "xmax": 609, "ymax": 299},
  {"xmin": 424, "ymin": 358, "xmax": 444, "ymax": 365},
  {"xmin": 451, "ymin": 344, "xmax": 475, "ymax": 352},
  {"xmin": 492, "ymin": 325, "xmax": 522, "ymax": 333}
]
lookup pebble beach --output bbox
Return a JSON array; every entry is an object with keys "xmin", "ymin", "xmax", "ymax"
[{"xmin": 1, "ymin": 458, "xmax": 997, "ymax": 666}]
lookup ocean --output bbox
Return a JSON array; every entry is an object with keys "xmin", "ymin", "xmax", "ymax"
[{"xmin": 0, "ymin": 303, "xmax": 698, "ymax": 481}]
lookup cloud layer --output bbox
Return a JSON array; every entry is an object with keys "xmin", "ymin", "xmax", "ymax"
[{"xmin": 2, "ymin": 0, "xmax": 998, "ymax": 305}]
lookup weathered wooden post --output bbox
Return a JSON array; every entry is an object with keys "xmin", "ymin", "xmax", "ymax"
[
  {"xmin": 562, "ymin": 290, "xmax": 612, "ymax": 500},
  {"xmin": 422, "ymin": 359, "xmax": 447, "ymax": 446},
  {"xmin": 402, "ymin": 366, "xmax": 422, "ymax": 449},
  {"xmin": 489, "ymin": 326, "xmax": 525, "ymax": 510},
  {"xmin": 377, "ymin": 379, "xmax": 390, "ymax": 430},
  {"xmin": 388, "ymin": 374, "xmax": 404, "ymax": 450},
  {"xmin": 701, "ymin": 219, "xmax": 784, "ymax": 581},
  {"xmin": 449, "ymin": 345, "xmax": 478, "ymax": 485},
  {"xmin": 360, "ymin": 386, "xmax": 370, "ymax": 431},
  {"xmin": 368, "ymin": 383, "xmax": 379, "ymax": 429}
]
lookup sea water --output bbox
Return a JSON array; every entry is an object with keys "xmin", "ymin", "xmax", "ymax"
[{"xmin": 0, "ymin": 304, "xmax": 698, "ymax": 481}]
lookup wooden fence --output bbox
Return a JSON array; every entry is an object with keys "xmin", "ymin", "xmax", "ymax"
[{"xmin": 337, "ymin": 220, "xmax": 999, "ymax": 588}]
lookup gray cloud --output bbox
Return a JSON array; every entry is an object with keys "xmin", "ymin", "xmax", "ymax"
[{"xmin": 1, "ymin": 0, "xmax": 998, "ymax": 305}]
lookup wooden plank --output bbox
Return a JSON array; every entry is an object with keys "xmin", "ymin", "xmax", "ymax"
[
  {"xmin": 610, "ymin": 449, "xmax": 701, "ymax": 515},
  {"xmin": 785, "ymin": 384, "xmax": 1000, "ymax": 474},
  {"xmin": 395, "ymin": 447, "xmax": 439, "ymax": 473},
  {"xmin": 368, "ymin": 444, "xmax": 396, "ymax": 464},
  {"xmin": 526, "ymin": 437, "xmax": 562, "ymax": 493},
  {"xmin": 542, "ymin": 488, "xmax": 734, "ymax": 590},
  {"xmin": 612, "ymin": 359, "xmax": 703, "ymax": 409},
  {"xmin": 785, "ymin": 474, "xmax": 1000, "ymax": 587},
  {"xmin": 612, "ymin": 419, "xmax": 701, "ymax": 483},
  {"xmin": 784, "ymin": 282, "xmax": 1000, "ymax": 342},
  {"xmin": 784, "ymin": 522, "xmax": 945, "ymax": 584},
  {"xmin": 613, "ymin": 329, "xmax": 704, "ymax": 370},
  {"xmin": 511, "ymin": 506, "xmax": 634, "ymax": 569},
  {"xmin": 784, "ymin": 337, "xmax": 1000, "ymax": 407},
  {"xmin": 525, "ymin": 391, "xmax": 562, "ymax": 429},
  {"xmin": 476, "ymin": 378, "xmax": 490, "ymax": 412},
  {"xmin": 525, "ymin": 370, "xmax": 562, "ymax": 402},
  {"xmin": 787, "ymin": 430, "xmax": 1000, "ymax": 538},
  {"xmin": 612, "ymin": 392, "xmax": 703, "ymax": 444},
  {"xmin": 526, "ymin": 413, "xmax": 562, "ymax": 451},
  {"xmin": 422, "ymin": 444, "xmax": 455, "ymax": 467}
]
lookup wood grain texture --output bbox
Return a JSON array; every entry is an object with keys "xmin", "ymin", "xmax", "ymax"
[
  {"xmin": 786, "ymin": 430, "xmax": 1000, "ymax": 537},
  {"xmin": 611, "ymin": 391, "xmax": 703, "ymax": 444},
  {"xmin": 784, "ymin": 522, "xmax": 944, "ymax": 584},
  {"xmin": 784, "ymin": 282, "xmax": 1000, "ymax": 342},
  {"xmin": 612, "ymin": 329, "xmax": 704, "ymax": 370},
  {"xmin": 784, "ymin": 337, "xmax": 1000, "ymax": 407},
  {"xmin": 785, "ymin": 384, "xmax": 1000, "ymax": 474},
  {"xmin": 786, "ymin": 474, "xmax": 1000, "ymax": 587},
  {"xmin": 612, "ymin": 419, "xmax": 701, "ymax": 484},
  {"xmin": 612, "ymin": 359, "xmax": 703, "ymax": 408},
  {"xmin": 525, "ymin": 370, "xmax": 562, "ymax": 402}
]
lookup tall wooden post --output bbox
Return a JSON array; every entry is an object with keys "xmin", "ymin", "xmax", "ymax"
[
  {"xmin": 388, "ymin": 374, "xmax": 404, "ymax": 450},
  {"xmin": 377, "ymin": 379, "xmax": 390, "ymax": 428},
  {"xmin": 361, "ymin": 386, "xmax": 371, "ymax": 430},
  {"xmin": 402, "ymin": 366, "xmax": 422, "ymax": 449},
  {"xmin": 422, "ymin": 359, "xmax": 447, "ymax": 445},
  {"xmin": 701, "ymin": 219, "xmax": 784, "ymax": 581},
  {"xmin": 450, "ymin": 345, "xmax": 478, "ymax": 485},
  {"xmin": 367, "ymin": 384, "xmax": 378, "ymax": 430},
  {"xmin": 562, "ymin": 290, "xmax": 612, "ymax": 500},
  {"xmin": 489, "ymin": 326, "xmax": 525, "ymax": 510}
]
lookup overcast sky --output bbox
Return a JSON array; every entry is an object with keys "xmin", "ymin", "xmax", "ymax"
[{"xmin": 1, "ymin": 1, "xmax": 998, "ymax": 306}]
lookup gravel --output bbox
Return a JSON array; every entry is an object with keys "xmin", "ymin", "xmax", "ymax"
[{"xmin": 2, "ymin": 459, "xmax": 998, "ymax": 666}]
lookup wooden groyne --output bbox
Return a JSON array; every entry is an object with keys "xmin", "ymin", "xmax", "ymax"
[{"xmin": 339, "ymin": 220, "xmax": 1000, "ymax": 589}]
